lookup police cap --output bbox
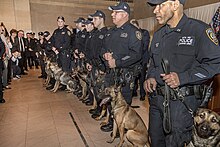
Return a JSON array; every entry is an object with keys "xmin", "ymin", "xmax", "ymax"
[
  {"xmin": 43, "ymin": 31, "xmax": 50, "ymax": 37},
  {"xmin": 83, "ymin": 19, "xmax": 93, "ymax": 25},
  {"xmin": 147, "ymin": 0, "xmax": 186, "ymax": 6},
  {"xmin": 74, "ymin": 17, "xmax": 85, "ymax": 23},
  {"xmin": 38, "ymin": 32, "xmax": 44, "ymax": 36},
  {"xmin": 108, "ymin": 2, "xmax": 130, "ymax": 15},
  {"xmin": 57, "ymin": 16, "xmax": 65, "ymax": 21},
  {"xmin": 90, "ymin": 10, "xmax": 105, "ymax": 19}
]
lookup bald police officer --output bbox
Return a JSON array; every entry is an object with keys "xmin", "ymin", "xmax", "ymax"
[{"xmin": 145, "ymin": 0, "xmax": 220, "ymax": 146}]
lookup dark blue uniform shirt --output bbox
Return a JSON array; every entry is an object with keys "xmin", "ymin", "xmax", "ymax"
[
  {"xmin": 148, "ymin": 14, "xmax": 220, "ymax": 86},
  {"xmin": 102, "ymin": 22, "xmax": 142, "ymax": 69},
  {"xmin": 51, "ymin": 27, "xmax": 71, "ymax": 52}
]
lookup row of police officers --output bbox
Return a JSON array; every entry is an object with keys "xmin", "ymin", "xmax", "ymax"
[{"xmin": 42, "ymin": 0, "xmax": 220, "ymax": 147}]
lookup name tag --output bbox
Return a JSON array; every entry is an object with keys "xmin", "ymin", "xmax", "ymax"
[
  {"xmin": 178, "ymin": 36, "xmax": 195, "ymax": 46},
  {"xmin": 120, "ymin": 33, "xmax": 128, "ymax": 38}
]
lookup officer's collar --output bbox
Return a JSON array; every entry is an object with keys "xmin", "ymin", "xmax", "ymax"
[
  {"xmin": 115, "ymin": 21, "xmax": 130, "ymax": 30},
  {"xmin": 164, "ymin": 14, "xmax": 188, "ymax": 34}
]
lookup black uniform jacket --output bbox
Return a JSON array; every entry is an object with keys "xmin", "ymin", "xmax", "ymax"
[
  {"xmin": 102, "ymin": 22, "xmax": 142, "ymax": 69},
  {"xmin": 51, "ymin": 27, "xmax": 71, "ymax": 52},
  {"xmin": 148, "ymin": 14, "xmax": 220, "ymax": 86}
]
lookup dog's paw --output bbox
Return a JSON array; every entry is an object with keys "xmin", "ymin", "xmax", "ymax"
[{"xmin": 106, "ymin": 139, "xmax": 114, "ymax": 144}]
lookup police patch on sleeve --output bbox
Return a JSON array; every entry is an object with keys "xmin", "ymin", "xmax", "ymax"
[
  {"xmin": 206, "ymin": 28, "xmax": 219, "ymax": 46},
  {"xmin": 136, "ymin": 31, "xmax": 142, "ymax": 40}
]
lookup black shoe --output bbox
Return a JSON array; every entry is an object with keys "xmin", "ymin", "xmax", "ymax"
[
  {"xmin": 82, "ymin": 98, "xmax": 90, "ymax": 103},
  {"xmin": 140, "ymin": 96, "xmax": 145, "ymax": 101},
  {"xmin": 21, "ymin": 72, "xmax": 28, "ymax": 75},
  {"xmin": 110, "ymin": 131, "xmax": 120, "ymax": 138},
  {"xmin": 59, "ymin": 85, "xmax": 66, "ymax": 91},
  {"xmin": 85, "ymin": 101, "xmax": 93, "ymax": 106},
  {"xmin": 91, "ymin": 112, "xmax": 101, "ymax": 119},
  {"xmin": 101, "ymin": 123, "xmax": 113, "ymax": 132},
  {"xmin": 38, "ymin": 75, "xmax": 43, "ymax": 78},
  {"xmin": 0, "ymin": 99, "xmax": 5, "ymax": 103},
  {"xmin": 46, "ymin": 85, "xmax": 54, "ymax": 90},
  {"xmin": 132, "ymin": 92, "xmax": 138, "ymax": 97},
  {"xmin": 89, "ymin": 108, "xmax": 96, "ymax": 114}
]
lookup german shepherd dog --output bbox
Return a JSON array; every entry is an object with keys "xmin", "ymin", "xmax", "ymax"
[
  {"xmin": 44, "ymin": 59, "xmax": 56, "ymax": 87},
  {"xmin": 49, "ymin": 63, "xmax": 63, "ymax": 92},
  {"xmin": 187, "ymin": 108, "xmax": 220, "ymax": 147},
  {"xmin": 102, "ymin": 85, "xmax": 150, "ymax": 147}
]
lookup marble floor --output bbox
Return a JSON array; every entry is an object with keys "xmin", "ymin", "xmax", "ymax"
[{"xmin": 0, "ymin": 68, "xmax": 149, "ymax": 147}]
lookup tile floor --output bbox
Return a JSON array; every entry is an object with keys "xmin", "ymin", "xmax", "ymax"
[{"xmin": 0, "ymin": 69, "xmax": 149, "ymax": 147}]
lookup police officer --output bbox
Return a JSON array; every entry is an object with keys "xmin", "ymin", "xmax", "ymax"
[
  {"xmin": 51, "ymin": 16, "xmax": 71, "ymax": 72},
  {"xmin": 36, "ymin": 32, "xmax": 47, "ymax": 78},
  {"xmin": 101, "ymin": 1, "xmax": 142, "ymax": 132},
  {"xmin": 130, "ymin": 19, "xmax": 150, "ymax": 101},
  {"xmin": 0, "ymin": 37, "xmax": 5, "ymax": 103},
  {"xmin": 145, "ymin": 0, "xmax": 220, "ymax": 146},
  {"xmin": 73, "ymin": 17, "xmax": 87, "ymax": 57},
  {"xmin": 86, "ymin": 10, "xmax": 108, "ymax": 118}
]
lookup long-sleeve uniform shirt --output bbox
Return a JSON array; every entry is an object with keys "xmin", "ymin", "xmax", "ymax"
[
  {"xmin": 147, "ymin": 14, "xmax": 220, "ymax": 86},
  {"xmin": 51, "ymin": 27, "xmax": 71, "ymax": 52},
  {"xmin": 102, "ymin": 22, "xmax": 142, "ymax": 69}
]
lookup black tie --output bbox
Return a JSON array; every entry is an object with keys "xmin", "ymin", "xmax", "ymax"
[{"xmin": 20, "ymin": 38, "xmax": 24, "ymax": 52}]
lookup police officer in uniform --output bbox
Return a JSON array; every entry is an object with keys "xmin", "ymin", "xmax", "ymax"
[
  {"xmin": 36, "ymin": 32, "xmax": 47, "ymax": 78},
  {"xmin": 86, "ymin": 10, "xmax": 108, "ymax": 117},
  {"xmin": 73, "ymin": 17, "xmax": 87, "ymax": 57},
  {"xmin": 51, "ymin": 16, "xmax": 71, "ymax": 72},
  {"xmin": 145, "ymin": 0, "xmax": 220, "ymax": 146},
  {"xmin": 101, "ymin": 1, "xmax": 142, "ymax": 132}
]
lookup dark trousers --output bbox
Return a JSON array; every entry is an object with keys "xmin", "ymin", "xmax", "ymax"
[
  {"xmin": 0, "ymin": 61, "xmax": 4, "ymax": 99},
  {"xmin": 39, "ymin": 59, "xmax": 46, "ymax": 76},
  {"xmin": 27, "ymin": 55, "xmax": 39, "ymax": 68},
  {"xmin": 19, "ymin": 51, "xmax": 27, "ymax": 73},
  {"xmin": 133, "ymin": 63, "xmax": 147, "ymax": 97},
  {"xmin": 7, "ymin": 60, "xmax": 12, "ymax": 82},
  {"xmin": 58, "ymin": 51, "xmax": 71, "ymax": 72},
  {"xmin": 149, "ymin": 94, "xmax": 201, "ymax": 147},
  {"xmin": 12, "ymin": 65, "xmax": 21, "ymax": 76}
]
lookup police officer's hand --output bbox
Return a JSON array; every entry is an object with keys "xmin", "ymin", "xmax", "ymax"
[
  {"xmin": 79, "ymin": 53, "xmax": 85, "ymax": 58},
  {"xmin": 103, "ymin": 52, "xmax": 113, "ymax": 61},
  {"xmin": 52, "ymin": 47, "xmax": 56, "ymax": 51},
  {"xmin": 160, "ymin": 72, "xmax": 180, "ymax": 88},
  {"xmin": 86, "ymin": 63, "xmax": 92, "ymax": 71},
  {"xmin": 108, "ymin": 58, "xmax": 116, "ymax": 68},
  {"xmin": 145, "ymin": 78, "xmax": 157, "ymax": 93}
]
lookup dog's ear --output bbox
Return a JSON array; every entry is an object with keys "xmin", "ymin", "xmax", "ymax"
[{"xmin": 114, "ymin": 85, "xmax": 121, "ymax": 93}]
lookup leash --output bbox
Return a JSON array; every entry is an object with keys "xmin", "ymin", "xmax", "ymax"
[{"xmin": 161, "ymin": 58, "xmax": 172, "ymax": 134}]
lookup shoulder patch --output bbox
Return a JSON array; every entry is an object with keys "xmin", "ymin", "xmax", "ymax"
[
  {"xmin": 136, "ymin": 31, "xmax": 142, "ymax": 40},
  {"xmin": 206, "ymin": 28, "xmax": 219, "ymax": 46}
]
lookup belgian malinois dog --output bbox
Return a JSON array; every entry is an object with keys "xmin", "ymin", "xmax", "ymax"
[{"xmin": 103, "ymin": 85, "xmax": 150, "ymax": 147}]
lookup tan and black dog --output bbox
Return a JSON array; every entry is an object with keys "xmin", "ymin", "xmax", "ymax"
[
  {"xmin": 187, "ymin": 108, "xmax": 220, "ymax": 147},
  {"xmin": 104, "ymin": 85, "xmax": 150, "ymax": 147}
]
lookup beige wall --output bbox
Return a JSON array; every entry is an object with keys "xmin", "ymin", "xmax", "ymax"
[
  {"xmin": 134, "ymin": 0, "xmax": 220, "ymax": 19},
  {"xmin": 30, "ymin": 0, "xmax": 134, "ymax": 35},
  {"xmin": 0, "ymin": 0, "xmax": 31, "ymax": 33}
]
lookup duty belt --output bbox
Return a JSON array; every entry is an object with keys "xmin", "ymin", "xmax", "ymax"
[{"xmin": 156, "ymin": 85, "xmax": 203, "ymax": 100}]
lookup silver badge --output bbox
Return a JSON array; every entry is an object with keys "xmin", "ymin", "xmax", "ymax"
[{"xmin": 120, "ymin": 33, "xmax": 128, "ymax": 38}]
